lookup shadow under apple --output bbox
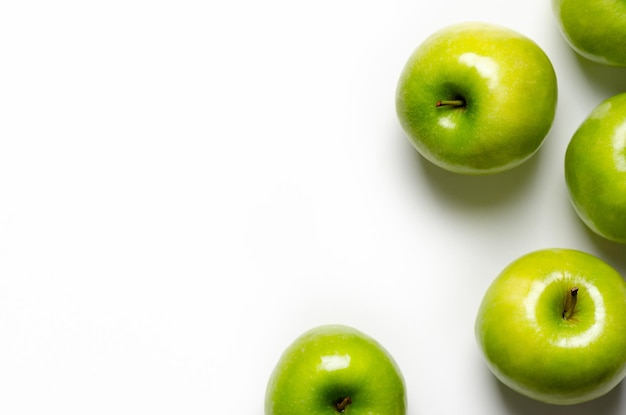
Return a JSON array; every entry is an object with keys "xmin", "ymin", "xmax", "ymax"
[
  {"xmin": 573, "ymin": 53, "xmax": 626, "ymax": 100},
  {"xmin": 583, "ymin": 225, "xmax": 626, "ymax": 276},
  {"xmin": 411, "ymin": 138, "xmax": 544, "ymax": 210},
  {"xmin": 560, "ymin": 195, "xmax": 626, "ymax": 274},
  {"xmin": 492, "ymin": 369, "xmax": 624, "ymax": 415}
]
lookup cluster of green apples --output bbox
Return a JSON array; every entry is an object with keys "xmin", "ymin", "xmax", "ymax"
[
  {"xmin": 396, "ymin": 11, "xmax": 626, "ymax": 244},
  {"xmin": 264, "ymin": 3, "xmax": 626, "ymax": 414}
]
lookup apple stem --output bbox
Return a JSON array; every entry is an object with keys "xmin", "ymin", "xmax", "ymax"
[
  {"xmin": 335, "ymin": 397, "xmax": 352, "ymax": 412},
  {"xmin": 562, "ymin": 287, "xmax": 579, "ymax": 320},
  {"xmin": 435, "ymin": 99, "xmax": 465, "ymax": 108}
]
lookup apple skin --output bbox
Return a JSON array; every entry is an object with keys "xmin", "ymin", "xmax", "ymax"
[
  {"xmin": 552, "ymin": 0, "xmax": 626, "ymax": 66},
  {"xmin": 265, "ymin": 324, "xmax": 406, "ymax": 415},
  {"xmin": 475, "ymin": 248, "xmax": 626, "ymax": 405},
  {"xmin": 396, "ymin": 22, "xmax": 558, "ymax": 175},
  {"xmin": 565, "ymin": 93, "xmax": 626, "ymax": 244}
]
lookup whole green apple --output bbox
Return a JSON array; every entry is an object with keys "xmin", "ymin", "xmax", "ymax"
[
  {"xmin": 475, "ymin": 248, "xmax": 626, "ymax": 405},
  {"xmin": 552, "ymin": 0, "xmax": 626, "ymax": 66},
  {"xmin": 265, "ymin": 324, "xmax": 406, "ymax": 415},
  {"xmin": 396, "ymin": 22, "xmax": 558, "ymax": 175},
  {"xmin": 565, "ymin": 93, "xmax": 626, "ymax": 244}
]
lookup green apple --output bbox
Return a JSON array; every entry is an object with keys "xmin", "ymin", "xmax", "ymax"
[
  {"xmin": 475, "ymin": 248, "xmax": 626, "ymax": 405},
  {"xmin": 565, "ymin": 93, "xmax": 626, "ymax": 244},
  {"xmin": 265, "ymin": 324, "xmax": 406, "ymax": 415},
  {"xmin": 396, "ymin": 22, "xmax": 558, "ymax": 175},
  {"xmin": 552, "ymin": 0, "xmax": 626, "ymax": 66}
]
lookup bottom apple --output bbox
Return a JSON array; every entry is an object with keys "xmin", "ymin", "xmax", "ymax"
[
  {"xmin": 475, "ymin": 248, "xmax": 626, "ymax": 405},
  {"xmin": 265, "ymin": 324, "xmax": 406, "ymax": 415}
]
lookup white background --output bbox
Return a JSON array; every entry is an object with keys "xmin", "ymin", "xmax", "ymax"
[{"xmin": 1, "ymin": 1, "xmax": 626, "ymax": 414}]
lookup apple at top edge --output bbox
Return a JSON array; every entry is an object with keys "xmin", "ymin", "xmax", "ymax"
[
  {"xmin": 552, "ymin": 0, "xmax": 626, "ymax": 66},
  {"xmin": 396, "ymin": 22, "xmax": 558, "ymax": 175},
  {"xmin": 265, "ymin": 324, "xmax": 406, "ymax": 415},
  {"xmin": 565, "ymin": 92, "xmax": 626, "ymax": 244},
  {"xmin": 475, "ymin": 248, "xmax": 626, "ymax": 405}
]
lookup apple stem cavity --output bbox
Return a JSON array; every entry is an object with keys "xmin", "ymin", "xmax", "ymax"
[
  {"xmin": 435, "ymin": 99, "xmax": 466, "ymax": 108},
  {"xmin": 335, "ymin": 397, "xmax": 352, "ymax": 413},
  {"xmin": 562, "ymin": 287, "xmax": 579, "ymax": 320}
]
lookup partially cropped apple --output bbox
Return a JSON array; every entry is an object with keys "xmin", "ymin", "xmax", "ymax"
[
  {"xmin": 475, "ymin": 248, "xmax": 626, "ymax": 405},
  {"xmin": 396, "ymin": 22, "xmax": 558, "ymax": 175},
  {"xmin": 552, "ymin": 0, "xmax": 626, "ymax": 66},
  {"xmin": 565, "ymin": 92, "xmax": 626, "ymax": 244},
  {"xmin": 265, "ymin": 324, "xmax": 406, "ymax": 415}
]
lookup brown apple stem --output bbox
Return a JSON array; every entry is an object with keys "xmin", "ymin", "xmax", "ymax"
[
  {"xmin": 562, "ymin": 287, "xmax": 579, "ymax": 320},
  {"xmin": 435, "ymin": 99, "xmax": 465, "ymax": 108},
  {"xmin": 335, "ymin": 397, "xmax": 352, "ymax": 412}
]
